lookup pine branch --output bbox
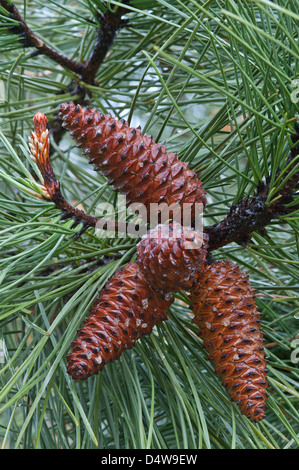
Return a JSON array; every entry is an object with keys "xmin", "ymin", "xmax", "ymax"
[
  {"xmin": 82, "ymin": 4, "xmax": 131, "ymax": 85},
  {"xmin": 1, "ymin": 0, "xmax": 130, "ymax": 145},
  {"xmin": 30, "ymin": 108, "xmax": 299, "ymax": 248},
  {"xmin": 1, "ymin": 0, "xmax": 129, "ymax": 83},
  {"xmin": 205, "ymin": 123, "xmax": 299, "ymax": 251},
  {"xmin": 1, "ymin": 0, "xmax": 86, "ymax": 75},
  {"xmin": 51, "ymin": 2, "xmax": 130, "ymax": 145}
]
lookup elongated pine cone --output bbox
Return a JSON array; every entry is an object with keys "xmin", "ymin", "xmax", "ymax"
[
  {"xmin": 190, "ymin": 260, "xmax": 269, "ymax": 422},
  {"xmin": 58, "ymin": 103, "xmax": 206, "ymax": 224},
  {"xmin": 137, "ymin": 223, "xmax": 209, "ymax": 293},
  {"xmin": 67, "ymin": 262, "xmax": 173, "ymax": 381}
]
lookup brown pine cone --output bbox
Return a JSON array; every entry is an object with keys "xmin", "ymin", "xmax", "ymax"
[
  {"xmin": 190, "ymin": 260, "xmax": 269, "ymax": 422},
  {"xmin": 67, "ymin": 262, "xmax": 173, "ymax": 381},
  {"xmin": 136, "ymin": 223, "xmax": 209, "ymax": 293},
  {"xmin": 58, "ymin": 103, "xmax": 206, "ymax": 224}
]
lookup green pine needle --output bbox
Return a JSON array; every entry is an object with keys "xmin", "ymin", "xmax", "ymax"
[{"xmin": 0, "ymin": 0, "xmax": 298, "ymax": 449}]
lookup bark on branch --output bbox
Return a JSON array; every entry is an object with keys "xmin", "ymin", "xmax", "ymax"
[{"xmin": 1, "ymin": 1, "xmax": 86, "ymax": 74}]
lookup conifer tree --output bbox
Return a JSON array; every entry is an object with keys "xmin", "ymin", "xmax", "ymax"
[{"xmin": 0, "ymin": 0, "xmax": 298, "ymax": 449}]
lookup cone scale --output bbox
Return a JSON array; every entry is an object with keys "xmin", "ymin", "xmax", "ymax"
[
  {"xmin": 190, "ymin": 260, "xmax": 269, "ymax": 422},
  {"xmin": 137, "ymin": 223, "xmax": 209, "ymax": 293}
]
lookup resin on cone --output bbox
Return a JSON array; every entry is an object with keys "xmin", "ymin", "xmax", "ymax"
[
  {"xmin": 67, "ymin": 262, "xmax": 173, "ymax": 381},
  {"xmin": 137, "ymin": 222, "xmax": 209, "ymax": 293},
  {"xmin": 58, "ymin": 103, "xmax": 206, "ymax": 224},
  {"xmin": 190, "ymin": 260, "xmax": 268, "ymax": 422}
]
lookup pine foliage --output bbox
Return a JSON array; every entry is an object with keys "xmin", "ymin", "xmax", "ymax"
[{"xmin": 0, "ymin": 0, "xmax": 298, "ymax": 449}]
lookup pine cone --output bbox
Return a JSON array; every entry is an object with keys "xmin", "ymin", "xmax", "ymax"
[
  {"xmin": 58, "ymin": 103, "xmax": 206, "ymax": 225},
  {"xmin": 136, "ymin": 222, "xmax": 209, "ymax": 293},
  {"xmin": 190, "ymin": 260, "xmax": 269, "ymax": 422},
  {"xmin": 67, "ymin": 262, "xmax": 173, "ymax": 381}
]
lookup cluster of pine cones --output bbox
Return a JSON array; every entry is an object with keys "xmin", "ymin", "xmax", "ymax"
[{"xmin": 50, "ymin": 103, "xmax": 269, "ymax": 422}]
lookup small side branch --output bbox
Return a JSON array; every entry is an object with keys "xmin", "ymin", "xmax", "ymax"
[
  {"xmin": 1, "ymin": 1, "xmax": 86, "ymax": 75},
  {"xmin": 81, "ymin": 4, "xmax": 130, "ymax": 84},
  {"xmin": 29, "ymin": 112, "xmax": 138, "ymax": 238}
]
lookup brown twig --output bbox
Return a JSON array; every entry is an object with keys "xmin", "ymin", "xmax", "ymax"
[{"xmin": 6, "ymin": 2, "xmax": 298, "ymax": 250}]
